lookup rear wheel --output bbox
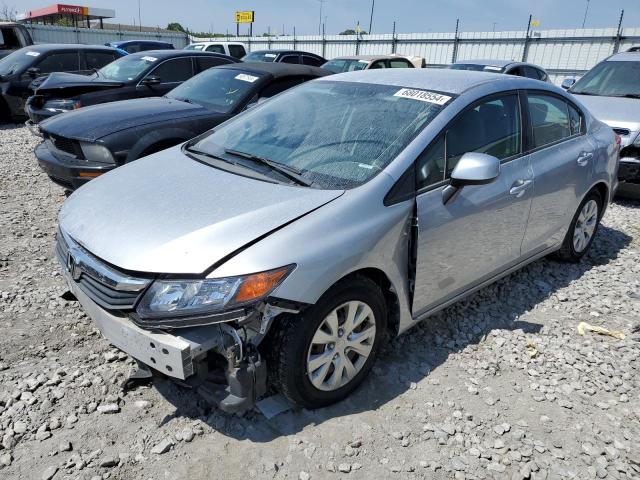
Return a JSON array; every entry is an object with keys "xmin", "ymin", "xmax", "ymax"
[
  {"xmin": 274, "ymin": 276, "xmax": 386, "ymax": 409},
  {"xmin": 553, "ymin": 190, "xmax": 602, "ymax": 262}
]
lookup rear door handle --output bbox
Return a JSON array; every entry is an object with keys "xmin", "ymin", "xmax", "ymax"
[
  {"xmin": 509, "ymin": 179, "xmax": 532, "ymax": 197},
  {"xmin": 577, "ymin": 152, "xmax": 593, "ymax": 166}
]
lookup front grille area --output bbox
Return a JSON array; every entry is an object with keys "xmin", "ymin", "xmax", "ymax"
[
  {"xmin": 56, "ymin": 230, "xmax": 151, "ymax": 311},
  {"xmin": 48, "ymin": 134, "xmax": 85, "ymax": 159},
  {"xmin": 613, "ymin": 127, "xmax": 631, "ymax": 137}
]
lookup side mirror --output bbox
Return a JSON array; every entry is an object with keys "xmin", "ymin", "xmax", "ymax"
[
  {"xmin": 561, "ymin": 78, "xmax": 576, "ymax": 90},
  {"xmin": 442, "ymin": 152, "xmax": 500, "ymax": 204},
  {"xmin": 141, "ymin": 75, "xmax": 161, "ymax": 86},
  {"xmin": 27, "ymin": 67, "xmax": 41, "ymax": 79}
]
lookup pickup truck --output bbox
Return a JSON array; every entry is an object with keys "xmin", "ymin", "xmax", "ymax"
[{"xmin": 0, "ymin": 22, "xmax": 33, "ymax": 59}]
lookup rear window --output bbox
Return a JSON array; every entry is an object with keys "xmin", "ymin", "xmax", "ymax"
[
  {"xmin": 86, "ymin": 51, "xmax": 118, "ymax": 70},
  {"xmin": 322, "ymin": 58, "xmax": 369, "ymax": 73},
  {"xmin": 243, "ymin": 51, "xmax": 278, "ymax": 62},
  {"xmin": 185, "ymin": 44, "xmax": 204, "ymax": 51},
  {"xmin": 450, "ymin": 63, "xmax": 505, "ymax": 73}
]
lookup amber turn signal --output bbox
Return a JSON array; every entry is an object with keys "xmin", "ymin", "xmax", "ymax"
[{"xmin": 234, "ymin": 267, "xmax": 292, "ymax": 303}]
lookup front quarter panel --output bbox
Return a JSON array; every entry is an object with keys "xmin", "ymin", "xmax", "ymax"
[{"xmin": 210, "ymin": 173, "xmax": 415, "ymax": 333}]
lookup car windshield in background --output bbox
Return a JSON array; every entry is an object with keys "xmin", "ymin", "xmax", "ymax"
[
  {"xmin": 450, "ymin": 63, "xmax": 506, "ymax": 73},
  {"xmin": 166, "ymin": 68, "xmax": 265, "ymax": 112},
  {"xmin": 242, "ymin": 51, "xmax": 278, "ymax": 62},
  {"xmin": 571, "ymin": 60, "xmax": 640, "ymax": 97},
  {"xmin": 98, "ymin": 54, "xmax": 158, "ymax": 81},
  {"xmin": 322, "ymin": 59, "xmax": 369, "ymax": 73},
  {"xmin": 190, "ymin": 81, "xmax": 448, "ymax": 189},
  {"xmin": 184, "ymin": 44, "xmax": 204, "ymax": 50},
  {"xmin": 0, "ymin": 48, "xmax": 38, "ymax": 76}
]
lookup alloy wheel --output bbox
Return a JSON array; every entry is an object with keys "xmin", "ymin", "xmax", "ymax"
[
  {"xmin": 573, "ymin": 199, "xmax": 598, "ymax": 253},
  {"xmin": 306, "ymin": 300, "xmax": 377, "ymax": 391}
]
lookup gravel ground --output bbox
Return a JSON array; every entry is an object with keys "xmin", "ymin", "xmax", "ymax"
[{"xmin": 0, "ymin": 123, "xmax": 639, "ymax": 480}]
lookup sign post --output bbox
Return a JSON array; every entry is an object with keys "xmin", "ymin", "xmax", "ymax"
[{"xmin": 235, "ymin": 10, "xmax": 255, "ymax": 37}]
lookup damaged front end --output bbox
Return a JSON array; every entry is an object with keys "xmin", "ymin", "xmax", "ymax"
[{"xmin": 56, "ymin": 228, "xmax": 301, "ymax": 413}]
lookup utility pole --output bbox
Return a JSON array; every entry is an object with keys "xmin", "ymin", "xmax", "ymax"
[
  {"xmin": 137, "ymin": 0, "xmax": 141, "ymax": 31},
  {"xmin": 368, "ymin": 0, "xmax": 375, "ymax": 34},
  {"xmin": 492, "ymin": 22, "xmax": 497, "ymax": 32},
  {"xmin": 318, "ymin": 0, "xmax": 325, "ymax": 35},
  {"xmin": 581, "ymin": 0, "xmax": 590, "ymax": 29}
]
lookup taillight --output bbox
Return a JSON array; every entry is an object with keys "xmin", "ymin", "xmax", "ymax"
[{"xmin": 614, "ymin": 134, "xmax": 621, "ymax": 147}]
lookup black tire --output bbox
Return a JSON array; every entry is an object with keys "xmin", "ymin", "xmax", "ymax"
[
  {"xmin": 553, "ymin": 190, "xmax": 602, "ymax": 262},
  {"xmin": 273, "ymin": 275, "xmax": 387, "ymax": 409}
]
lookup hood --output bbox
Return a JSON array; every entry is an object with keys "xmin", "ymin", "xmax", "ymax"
[
  {"xmin": 59, "ymin": 146, "xmax": 343, "ymax": 274},
  {"xmin": 574, "ymin": 94, "xmax": 640, "ymax": 145},
  {"xmin": 41, "ymin": 97, "xmax": 213, "ymax": 141},
  {"xmin": 32, "ymin": 71, "xmax": 123, "ymax": 93}
]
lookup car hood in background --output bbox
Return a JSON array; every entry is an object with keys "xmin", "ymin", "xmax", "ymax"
[
  {"xmin": 40, "ymin": 97, "xmax": 215, "ymax": 141},
  {"xmin": 59, "ymin": 147, "xmax": 344, "ymax": 274},
  {"xmin": 574, "ymin": 93, "xmax": 640, "ymax": 145},
  {"xmin": 31, "ymin": 71, "xmax": 124, "ymax": 92}
]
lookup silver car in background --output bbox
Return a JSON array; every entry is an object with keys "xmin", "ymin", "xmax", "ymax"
[
  {"xmin": 56, "ymin": 69, "xmax": 618, "ymax": 412},
  {"xmin": 450, "ymin": 59, "xmax": 551, "ymax": 82},
  {"xmin": 562, "ymin": 50, "xmax": 640, "ymax": 197}
]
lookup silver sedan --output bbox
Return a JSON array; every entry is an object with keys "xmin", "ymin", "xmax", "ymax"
[{"xmin": 56, "ymin": 69, "xmax": 619, "ymax": 412}]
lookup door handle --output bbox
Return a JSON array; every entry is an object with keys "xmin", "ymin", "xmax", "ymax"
[
  {"xmin": 577, "ymin": 152, "xmax": 593, "ymax": 166},
  {"xmin": 509, "ymin": 179, "xmax": 532, "ymax": 196}
]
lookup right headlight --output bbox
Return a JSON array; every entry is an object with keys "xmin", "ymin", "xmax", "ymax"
[
  {"xmin": 79, "ymin": 141, "xmax": 115, "ymax": 164},
  {"xmin": 136, "ymin": 265, "xmax": 295, "ymax": 320}
]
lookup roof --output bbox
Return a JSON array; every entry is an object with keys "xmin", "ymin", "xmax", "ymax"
[
  {"xmin": 330, "ymin": 55, "xmax": 402, "ymax": 61},
  {"xmin": 109, "ymin": 40, "xmax": 173, "ymax": 47},
  {"xmin": 125, "ymin": 49, "xmax": 232, "ymax": 59},
  {"xmin": 187, "ymin": 41, "xmax": 246, "ymax": 46},
  {"xmin": 249, "ymin": 49, "xmax": 323, "ymax": 57},
  {"xmin": 608, "ymin": 51, "xmax": 640, "ymax": 62},
  {"xmin": 453, "ymin": 59, "xmax": 516, "ymax": 68},
  {"xmin": 320, "ymin": 68, "xmax": 512, "ymax": 95},
  {"xmin": 18, "ymin": 44, "xmax": 118, "ymax": 52},
  {"xmin": 215, "ymin": 62, "xmax": 332, "ymax": 79}
]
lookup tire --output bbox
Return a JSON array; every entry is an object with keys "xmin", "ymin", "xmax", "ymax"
[
  {"xmin": 553, "ymin": 190, "xmax": 602, "ymax": 262},
  {"xmin": 274, "ymin": 275, "xmax": 387, "ymax": 409}
]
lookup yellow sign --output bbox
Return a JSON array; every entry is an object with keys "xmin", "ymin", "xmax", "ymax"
[
  {"xmin": 531, "ymin": 20, "xmax": 541, "ymax": 27},
  {"xmin": 235, "ymin": 11, "xmax": 254, "ymax": 24}
]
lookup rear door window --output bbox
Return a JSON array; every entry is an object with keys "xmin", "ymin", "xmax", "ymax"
[
  {"xmin": 389, "ymin": 58, "xmax": 412, "ymax": 68},
  {"xmin": 205, "ymin": 44, "xmax": 225, "ymax": 54},
  {"xmin": 301, "ymin": 55, "xmax": 323, "ymax": 67},
  {"xmin": 280, "ymin": 55, "xmax": 300, "ymax": 64},
  {"xmin": 35, "ymin": 52, "xmax": 80, "ymax": 74},
  {"xmin": 526, "ymin": 93, "xmax": 573, "ymax": 148},
  {"xmin": 228, "ymin": 45, "xmax": 246, "ymax": 58},
  {"xmin": 149, "ymin": 57, "xmax": 193, "ymax": 83},
  {"xmin": 86, "ymin": 51, "xmax": 118, "ymax": 69}
]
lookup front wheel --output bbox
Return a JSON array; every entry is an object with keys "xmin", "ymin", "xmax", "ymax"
[
  {"xmin": 274, "ymin": 276, "xmax": 387, "ymax": 409},
  {"xmin": 553, "ymin": 190, "xmax": 602, "ymax": 262}
]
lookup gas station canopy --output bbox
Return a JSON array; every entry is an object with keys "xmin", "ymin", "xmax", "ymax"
[{"xmin": 18, "ymin": 4, "xmax": 115, "ymax": 28}]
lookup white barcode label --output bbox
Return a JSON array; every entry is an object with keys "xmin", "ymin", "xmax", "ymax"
[
  {"xmin": 393, "ymin": 88, "xmax": 451, "ymax": 105},
  {"xmin": 235, "ymin": 73, "xmax": 259, "ymax": 83},
  {"xmin": 141, "ymin": 56, "xmax": 157, "ymax": 62}
]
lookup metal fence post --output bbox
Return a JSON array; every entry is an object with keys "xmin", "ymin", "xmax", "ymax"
[
  {"xmin": 322, "ymin": 23, "xmax": 326, "ymax": 58},
  {"xmin": 613, "ymin": 9, "xmax": 624, "ymax": 54},
  {"xmin": 293, "ymin": 27, "xmax": 297, "ymax": 50},
  {"xmin": 522, "ymin": 14, "xmax": 532, "ymax": 62},
  {"xmin": 391, "ymin": 21, "xmax": 397, "ymax": 54},
  {"xmin": 451, "ymin": 19, "xmax": 459, "ymax": 63},
  {"xmin": 356, "ymin": 33, "xmax": 360, "ymax": 55}
]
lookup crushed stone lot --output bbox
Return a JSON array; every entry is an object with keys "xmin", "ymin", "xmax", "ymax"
[{"xmin": 0, "ymin": 122, "xmax": 639, "ymax": 480}]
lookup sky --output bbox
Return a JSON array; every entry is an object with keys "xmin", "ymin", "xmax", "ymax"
[{"xmin": 12, "ymin": 0, "xmax": 640, "ymax": 36}]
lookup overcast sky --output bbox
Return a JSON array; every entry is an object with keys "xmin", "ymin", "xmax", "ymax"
[{"xmin": 14, "ymin": 0, "xmax": 639, "ymax": 35}]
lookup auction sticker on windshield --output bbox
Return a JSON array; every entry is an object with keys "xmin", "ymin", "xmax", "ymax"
[
  {"xmin": 25, "ymin": 51, "xmax": 40, "ymax": 57},
  {"xmin": 393, "ymin": 88, "xmax": 451, "ymax": 105},
  {"xmin": 141, "ymin": 56, "xmax": 158, "ymax": 62},
  {"xmin": 235, "ymin": 73, "xmax": 259, "ymax": 83}
]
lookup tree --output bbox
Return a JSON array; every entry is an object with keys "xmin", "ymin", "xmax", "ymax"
[
  {"xmin": 339, "ymin": 29, "xmax": 367, "ymax": 35},
  {"xmin": 167, "ymin": 22, "xmax": 187, "ymax": 33},
  {"xmin": 0, "ymin": 3, "xmax": 17, "ymax": 21}
]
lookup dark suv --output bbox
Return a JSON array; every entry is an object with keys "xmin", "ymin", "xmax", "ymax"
[{"xmin": 0, "ymin": 44, "xmax": 123, "ymax": 121}]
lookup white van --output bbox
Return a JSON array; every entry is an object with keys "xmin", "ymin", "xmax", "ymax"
[{"xmin": 184, "ymin": 41, "xmax": 247, "ymax": 59}]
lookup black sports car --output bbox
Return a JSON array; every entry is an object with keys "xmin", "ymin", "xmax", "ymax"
[
  {"xmin": 0, "ymin": 44, "xmax": 124, "ymax": 121},
  {"xmin": 26, "ymin": 49, "xmax": 238, "ymax": 124},
  {"xmin": 35, "ymin": 62, "xmax": 331, "ymax": 190}
]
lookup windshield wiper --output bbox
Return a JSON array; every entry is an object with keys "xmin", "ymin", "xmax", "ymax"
[
  {"xmin": 224, "ymin": 148, "xmax": 312, "ymax": 187},
  {"xmin": 619, "ymin": 93, "xmax": 640, "ymax": 99}
]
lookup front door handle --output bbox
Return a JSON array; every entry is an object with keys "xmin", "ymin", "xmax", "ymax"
[
  {"xmin": 577, "ymin": 152, "xmax": 593, "ymax": 166},
  {"xmin": 509, "ymin": 179, "xmax": 532, "ymax": 197}
]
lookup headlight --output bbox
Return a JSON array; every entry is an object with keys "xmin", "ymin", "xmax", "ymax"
[
  {"xmin": 136, "ymin": 265, "xmax": 294, "ymax": 319},
  {"xmin": 43, "ymin": 98, "xmax": 81, "ymax": 112},
  {"xmin": 79, "ymin": 141, "xmax": 115, "ymax": 164}
]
